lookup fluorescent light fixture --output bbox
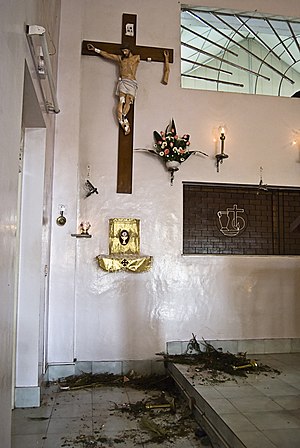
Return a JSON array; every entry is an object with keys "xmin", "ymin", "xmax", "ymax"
[{"xmin": 26, "ymin": 25, "xmax": 60, "ymax": 114}]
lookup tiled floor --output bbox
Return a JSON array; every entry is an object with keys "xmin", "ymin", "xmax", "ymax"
[
  {"xmin": 12, "ymin": 380, "xmax": 209, "ymax": 448},
  {"xmin": 12, "ymin": 353, "xmax": 300, "ymax": 448},
  {"xmin": 167, "ymin": 353, "xmax": 300, "ymax": 448}
]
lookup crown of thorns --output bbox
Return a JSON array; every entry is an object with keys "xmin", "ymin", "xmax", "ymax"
[{"xmin": 121, "ymin": 44, "xmax": 132, "ymax": 52}]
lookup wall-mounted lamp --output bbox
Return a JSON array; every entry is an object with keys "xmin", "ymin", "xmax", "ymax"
[
  {"xmin": 85, "ymin": 179, "xmax": 99, "ymax": 198},
  {"xmin": 26, "ymin": 24, "xmax": 60, "ymax": 113},
  {"xmin": 84, "ymin": 165, "xmax": 99, "ymax": 198},
  {"xmin": 215, "ymin": 127, "xmax": 228, "ymax": 172},
  {"xmin": 56, "ymin": 205, "xmax": 66, "ymax": 226},
  {"xmin": 257, "ymin": 166, "xmax": 268, "ymax": 195}
]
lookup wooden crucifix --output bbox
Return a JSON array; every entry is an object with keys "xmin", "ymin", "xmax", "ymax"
[{"xmin": 82, "ymin": 13, "xmax": 173, "ymax": 194}]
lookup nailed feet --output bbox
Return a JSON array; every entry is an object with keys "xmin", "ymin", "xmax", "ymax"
[{"xmin": 119, "ymin": 116, "xmax": 130, "ymax": 135}]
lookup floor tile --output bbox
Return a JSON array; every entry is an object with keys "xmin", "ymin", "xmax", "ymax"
[
  {"xmin": 262, "ymin": 428, "xmax": 300, "ymax": 448},
  {"xmin": 55, "ymin": 388, "xmax": 92, "ymax": 404},
  {"xmin": 11, "ymin": 434, "xmax": 45, "ymax": 448},
  {"xmin": 215, "ymin": 384, "xmax": 264, "ymax": 399},
  {"xmin": 47, "ymin": 416, "xmax": 93, "ymax": 434},
  {"xmin": 208, "ymin": 398, "xmax": 238, "ymax": 414},
  {"xmin": 95, "ymin": 414, "xmax": 138, "ymax": 433},
  {"xmin": 92, "ymin": 387, "xmax": 127, "ymax": 404},
  {"xmin": 252, "ymin": 379, "xmax": 300, "ymax": 397},
  {"xmin": 92, "ymin": 403, "xmax": 116, "ymax": 417},
  {"xmin": 193, "ymin": 385, "xmax": 223, "ymax": 400},
  {"xmin": 272, "ymin": 394, "xmax": 300, "ymax": 410},
  {"xmin": 244, "ymin": 410, "xmax": 300, "ymax": 430},
  {"xmin": 43, "ymin": 433, "xmax": 74, "ymax": 448},
  {"xmin": 236, "ymin": 430, "xmax": 277, "ymax": 448},
  {"xmin": 12, "ymin": 380, "xmax": 205, "ymax": 447},
  {"xmin": 290, "ymin": 409, "xmax": 300, "ymax": 419},
  {"xmin": 11, "ymin": 416, "xmax": 49, "ymax": 435},
  {"xmin": 229, "ymin": 396, "xmax": 283, "ymax": 412},
  {"xmin": 168, "ymin": 353, "xmax": 300, "ymax": 448},
  {"xmin": 220, "ymin": 412, "xmax": 258, "ymax": 432},
  {"xmin": 51, "ymin": 402, "xmax": 93, "ymax": 418},
  {"xmin": 12, "ymin": 405, "xmax": 52, "ymax": 419}
]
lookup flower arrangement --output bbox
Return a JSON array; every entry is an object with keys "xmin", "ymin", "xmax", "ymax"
[
  {"xmin": 135, "ymin": 119, "xmax": 208, "ymax": 185},
  {"xmin": 153, "ymin": 119, "xmax": 192, "ymax": 163}
]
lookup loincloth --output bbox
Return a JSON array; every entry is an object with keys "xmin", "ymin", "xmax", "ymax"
[{"xmin": 116, "ymin": 78, "xmax": 138, "ymax": 98}]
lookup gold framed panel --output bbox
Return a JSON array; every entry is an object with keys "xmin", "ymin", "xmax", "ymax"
[{"xmin": 109, "ymin": 218, "xmax": 140, "ymax": 255}]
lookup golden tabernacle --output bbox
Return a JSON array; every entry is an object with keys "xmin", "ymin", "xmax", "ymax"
[{"xmin": 97, "ymin": 218, "xmax": 152, "ymax": 273}]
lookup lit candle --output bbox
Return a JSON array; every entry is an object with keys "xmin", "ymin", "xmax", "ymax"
[{"xmin": 220, "ymin": 128, "xmax": 225, "ymax": 154}]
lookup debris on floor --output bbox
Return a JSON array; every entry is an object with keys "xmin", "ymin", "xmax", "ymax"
[
  {"xmin": 157, "ymin": 334, "xmax": 281, "ymax": 384},
  {"xmin": 52, "ymin": 335, "xmax": 282, "ymax": 446},
  {"xmin": 61, "ymin": 434, "xmax": 117, "ymax": 447},
  {"xmin": 58, "ymin": 371, "xmax": 173, "ymax": 392},
  {"xmin": 55, "ymin": 372, "xmax": 211, "ymax": 447},
  {"xmin": 111, "ymin": 391, "xmax": 175, "ymax": 415}
]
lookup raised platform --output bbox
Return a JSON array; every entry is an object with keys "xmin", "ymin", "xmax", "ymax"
[{"xmin": 167, "ymin": 353, "xmax": 300, "ymax": 448}]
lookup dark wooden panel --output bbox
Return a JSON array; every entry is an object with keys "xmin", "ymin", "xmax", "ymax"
[{"xmin": 183, "ymin": 183, "xmax": 300, "ymax": 255}]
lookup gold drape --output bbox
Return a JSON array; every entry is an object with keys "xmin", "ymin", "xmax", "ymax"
[{"xmin": 97, "ymin": 254, "xmax": 152, "ymax": 273}]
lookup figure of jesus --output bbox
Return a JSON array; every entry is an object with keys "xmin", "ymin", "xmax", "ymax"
[{"xmin": 87, "ymin": 43, "xmax": 140, "ymax": 135}]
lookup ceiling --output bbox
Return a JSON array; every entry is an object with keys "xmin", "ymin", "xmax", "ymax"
[{"xmin": 181, "ymin": 7, "xmax": 300, "ymax": 96}]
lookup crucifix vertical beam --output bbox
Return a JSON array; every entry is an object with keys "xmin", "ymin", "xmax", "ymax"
[
  {"xmin": 82, "ymin": 13, "xmax": 173, "ymax": 194},
  {"xmin": 117, "ymin": 103, "xmax": 134, "ymax": 194},
  {"xmin": 117, "ymin": 14, "xmax": 136, "ymax": 194}
]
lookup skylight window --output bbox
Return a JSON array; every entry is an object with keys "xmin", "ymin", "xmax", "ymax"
[{"xmin": 181, "ymin": 6, "xmax": 300, "ymax": 97}]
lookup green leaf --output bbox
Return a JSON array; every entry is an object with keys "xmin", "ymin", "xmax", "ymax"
[
  {"xmin": 171, "ymin": 118, "xmax": 176, "ymax": 135},
  {"xmin": 153, "ymin": 131, "xmax": 161, "ymax": 142}
]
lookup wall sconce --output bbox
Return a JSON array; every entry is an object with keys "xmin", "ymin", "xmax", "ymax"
[
  {"xmin": 257, "ymin": 166, "xmax": 268, "ymax": 195},
  {"xmin": 85, "ymin": 179, "xmax": 98, "ymax": 197},
  {"xmin": 215, "ymin": 127, "xmax": 228, "ymax": 172},
  {"xmin": 56, "ymin": 205, "xmax": 66, "ymax": 226},
  {"xmin": 84, "ymin": 165, "xmax": 99, "ymax": 197}
]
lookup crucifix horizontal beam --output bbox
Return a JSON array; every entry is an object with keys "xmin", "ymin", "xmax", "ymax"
[{"xmin": 82, "ymin": 41, "xmax": 174, "ymax": 63}]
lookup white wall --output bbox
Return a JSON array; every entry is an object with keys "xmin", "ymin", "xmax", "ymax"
[
  {"xmin": 15, "ymin": 128, "xmax": 46, "ymax": 407},
  {"xmin": 48, "ymin": 0, "xmax": 84, "ymax": 363},
  {"xmin": 48, "ymin": 0, "xmax": 300, "ymax": 367},
  {"xmin": 0, "ymin": 0, "xmax": 60, "ymax": 442}
]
